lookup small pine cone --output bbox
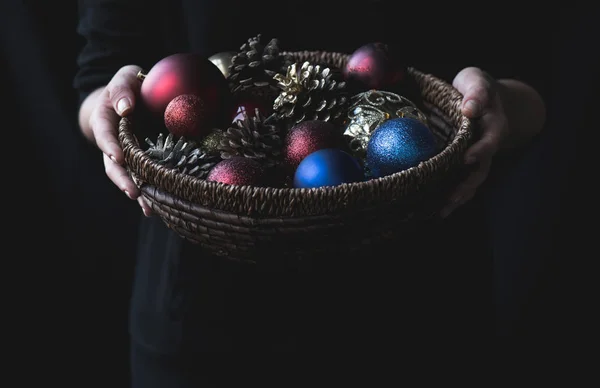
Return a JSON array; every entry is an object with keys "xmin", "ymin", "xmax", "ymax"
[
  {"xmin": 228, "ymin": 34, "xmax": 292, "ymax": 100},
  {"xmin": 145, "ymin": 133, "xmax": 220, "ymax": 179},
  {"xmin": 273, "ymin": 61, "xmax": 348, "ymax": 127},
  {"xmin": 218, "ymin": 109, "xmax": 282, "ymax": 167}
]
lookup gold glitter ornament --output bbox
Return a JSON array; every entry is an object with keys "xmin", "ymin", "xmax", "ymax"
[
  {"xmin": 201, "ymin": 129, "xmax": 225, "ymax": 155},
  {"xmin": 343, "ymin": 90, "xmax": 428, "ymax": 155}
]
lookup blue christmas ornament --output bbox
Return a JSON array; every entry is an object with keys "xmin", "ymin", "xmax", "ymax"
[
  {"xmin": 366, "ymin": 117, "xmax": 437, "ymax": 178},
  {"xmin": 293, "ymin": 149, "xmax": 364, "ymax": 189}
]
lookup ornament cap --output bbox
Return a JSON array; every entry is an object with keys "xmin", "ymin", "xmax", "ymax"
[{"xmin": 136, "ymin": 70, "xmax": 147, "ymax": 81}]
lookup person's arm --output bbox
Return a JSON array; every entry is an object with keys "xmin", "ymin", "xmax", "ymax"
[
  {"xmin": 441, "ymin": 66, "xmax": 547, "ymax": 217},
  {"xmin": 74, "ymin": 0, "xmax": 161, "ymax": 213},
  {"xmin": 77, "ymin": 66, "xmax": 142, "ymax": 163},
  {"xmin": 74, "ymin": 0, "xmax": 162, "ymax": 137}
]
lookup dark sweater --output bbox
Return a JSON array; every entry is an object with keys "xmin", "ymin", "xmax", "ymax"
[{"xmin": 74, "ymin": 0, "xmax": 551, "ymax": 353}]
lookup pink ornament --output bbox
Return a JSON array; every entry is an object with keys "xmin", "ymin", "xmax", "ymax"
[
  {"xmin": 140, "ymin": 53, "xmax": 232, "ymax": 126},
  {"xmin": 206, "ymin": 157, "xmax": 265, "ymax": 186},
  {"xmin": 283, "ymin": 120, "xmax": 344, "ymax": 168},
  {"xmin": 164, "ymin": 94, "xmax": 208, "ymax": 139},
  {"xmin": 343, "ymin": 43, "xmax": 405, "ymax": 90}
]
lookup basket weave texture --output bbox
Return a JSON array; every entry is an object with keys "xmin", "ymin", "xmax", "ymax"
[{"xmin": 118, "ymin": 51, "xmax": 473, "ymax": 263}]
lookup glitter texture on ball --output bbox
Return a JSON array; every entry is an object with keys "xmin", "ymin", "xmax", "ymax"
[
  {"xmin": 206, "ymin": 157, "xmax": 265, "ymax": 186},
  {"xmin": 164, "ymin": 94, "xmax": 209, "ymax": 139},
  {"xmin": 366, "ymin": 117, "xmax": 437, "ymax": 178},
  {"xmin": 140, "ymin": 53, "xmax": 231, "ymax": 124},
  {"xmin": 283, "ymin": 120, "xmax": 344, "ymax": 168}
]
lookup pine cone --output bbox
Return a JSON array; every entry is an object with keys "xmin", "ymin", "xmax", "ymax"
[
  {"xmin": 218, "ymin": 109, "xmax": 282, "ymax": 167},
  {"xmin": 145, "ymin": 133, "xmax": 220, "ymax": 179},
  {"xmin": 273, "ymin": 61, "xmax": 349, "ymax": 126},
  {"xmin": 228, "ymin": 34, "xmax": 292, "ymax": 100}
]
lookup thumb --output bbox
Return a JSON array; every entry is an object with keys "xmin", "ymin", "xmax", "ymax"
[
  {"xmin": 106, "ymin": 65, "xmax": 144, "ymax": 117},
  {"xmin": 452, "ymin": 67, "xmax": 494, "ymax": 119}
]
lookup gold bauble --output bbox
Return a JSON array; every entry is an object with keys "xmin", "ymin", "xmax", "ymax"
[
  {"xmin": 343, "ymin": 90, "xmax": 428, "ymax": 154},
  {"xmin": 208, "ymin": 51, "xmax": 236, "ymax": 78},
  {"xmin": 201, "ymin": 129, "xmax": 224, "ymax": 155}
]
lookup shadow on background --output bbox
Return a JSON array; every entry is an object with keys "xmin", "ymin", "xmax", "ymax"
[{"xmin": 1, "ymin": 1, "xmax": 139, "ymax": 384}]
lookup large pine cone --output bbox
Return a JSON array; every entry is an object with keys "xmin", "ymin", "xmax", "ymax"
[
  {"xmin": 228, "ymin": 34, "xmax": 292, "ymax": 101},
  {"xmin": 218, "ymin": 109, "xmax": 282, "ymax": 167},
  {"xmin": 273, "ymin": 61, "xmax": 349, "ymax": 127},
  {"xmin": 144, "ymin": 133, "xmax": 220, "ymax": 179}
]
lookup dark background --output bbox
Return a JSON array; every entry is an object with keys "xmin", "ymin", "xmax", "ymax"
[{"xmin": 1, "ymin": 1, "xmax": 592, "ymax": 384}]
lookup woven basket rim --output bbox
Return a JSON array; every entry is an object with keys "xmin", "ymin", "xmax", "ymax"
[{"xmin": 119, "ymin": 51, "xmax": 473, "ymax": 216}]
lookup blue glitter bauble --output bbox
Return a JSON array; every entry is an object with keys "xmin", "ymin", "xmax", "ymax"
[
  {"xmin": 366, "ymin": 117, "xmax": 437, "ymax": 178},
  {"xmin": 293, "ymin": 149, "xmax": 364, "ymax": 188}
]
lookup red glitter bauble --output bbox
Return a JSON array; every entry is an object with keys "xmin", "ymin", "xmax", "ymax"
[
  {"xmin": 343, "ymin": 43, "xmax": 405, "ymax": 90},
  {"xmin": 232, "ymin": 99, "xmax": 270, "ymax": 123},
  {"xmin": 164, "ymin": 94, "xmax": 209, "ymax": 139},
  {"xmin": 140, "ymin": 53, "xmax": 231, "ymax": 126},
  {"xmin": 206, "ymin": 157, "xmax": 265, "ymax": 186},
  {"xmin": 283, "ymin": 120, "xmax": 344, "ymax": 168}
]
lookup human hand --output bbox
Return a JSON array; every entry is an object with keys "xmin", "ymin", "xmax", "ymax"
[
  {"xmin": 440, "ymin": 67, "xmax": 509, "ymax": 218},
  {"xmin": 88, "ymin": 65, "xmax": 152, "ymax": 216}
]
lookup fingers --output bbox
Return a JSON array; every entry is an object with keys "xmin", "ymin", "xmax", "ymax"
[
  {"xmin": 104, "ymin": 153, "xmax": 152, "ymax": 217},
  {"xmin": 106, "ymin": 65, "xmax": 144, "ymax": 117},
  {"xmin": 452, "ymin": 67, "xmax": 494, "ymax": 119},
  {"xmin": 138, "ymin": 196, "xmax": 152, "ymax": 217},
  {"xmin": 441, "ymin": 158, "xmax": 492, "ymax": 218},
  {"xmin": 90, "ymin": 100, "xmax": 124, "ymax": 163},
  {"xmin": 91, "ymin": 65, "xmax": 150, "ymax": 216},
  {"xmin": 465, "ymin": 112, "xmax": 508, "ymax": 164},
  {"xmin": 103, "ymin": 153, "xmax": 140, "ymax": 199},
  {"xmin": 442, "ymin": 67, "xmax": 507, "ymax": 218},
  {"xmin": 90, "ymin": 65, "xmax": 143, "ymax": 164}
]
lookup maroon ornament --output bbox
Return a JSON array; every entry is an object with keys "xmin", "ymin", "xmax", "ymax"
[
  {"xmin": 140, "ymin": 53, "xmax": 231, "ymax": 126},
  {"xmin": 163, "ymin": 94, "xmax": 208, "ymax": 139},
  {"xmin": 283, "ymin": 120, "xmax": 344, "ymax": 168},
  {"xmin": 343, "ymin": 43, "xmax": 405, "ymax": 90},
  {"xmin": 206, "ymin": 157, "xmax": 265, "ymax": 186},
  {"xmin": 232, "ymin": 99, "xmax": 270, "ymax": 123}
]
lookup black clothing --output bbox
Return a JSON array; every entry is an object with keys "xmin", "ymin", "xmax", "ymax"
[
  {"xmin": 74, "ymin": 0, "xmax": 553, "ymax": 360},
  {"xmin": 74, "ymin": 1, "xmax": 550, "ymax": 103}
]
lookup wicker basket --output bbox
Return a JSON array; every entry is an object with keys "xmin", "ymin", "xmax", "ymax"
[{"xmin": 118, "ymin": 51, "xmax": 474, "ymax": 264}]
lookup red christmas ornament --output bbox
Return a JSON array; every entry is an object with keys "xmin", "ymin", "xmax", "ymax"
[
  {"xmin": 232, "ymin": 99, "xmax": 270, "ymax": 123},
  {"xmin": 343, "ymin": 43, "xmax": 405, "ymax": 90},
  {"xmin": 206, "ymin": 157, "xmax": 265, "ymax": 186},
  {"xmin": 283, "ymin": 120, "xmax": 344, "ymax": 168},
  {"xmin": 164, "ymin": 94, "xmax": 209, "ymax": 139},
  {"xmin": 140, "ymin": 53, "xmax": 231, "ymax": 126}
]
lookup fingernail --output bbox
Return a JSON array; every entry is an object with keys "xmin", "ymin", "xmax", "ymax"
[
  {"xmin": 138, "ymin": 197, "xmax": 151, "ymax": 217},
  {"xmin": 464, "ymin": 100, "xmax": 479, "ymax": 116},
  {"xmin": 110, "ymin": 155, "xmax": 120, "ymax": 165},
  {"xmin": 117, "ymin": 98, "xmax": 131, "ymax": 115},
  {"xmin": 124, "ymin": 190, "xmax": 134, "ymax": 200}
]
